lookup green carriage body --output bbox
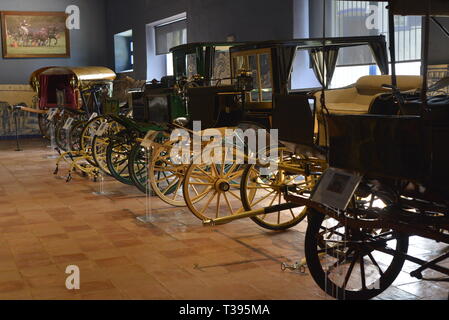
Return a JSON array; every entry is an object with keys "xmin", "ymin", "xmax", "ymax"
[{"xmin": 130, "ymin": 42, "xmax": 242, "ymax": 130}]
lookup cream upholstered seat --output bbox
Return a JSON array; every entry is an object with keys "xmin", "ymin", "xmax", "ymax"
[
  {"xmin": 313, "ymin": 75, "xmax": 422, "ymax": 145},
  {"xmin": 314, "ymin": 75, "xmax": 422, "ymax": 114}
]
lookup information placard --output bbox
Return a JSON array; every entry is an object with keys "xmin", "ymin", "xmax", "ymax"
[{"xmin": 311, "ymin": 168, "xmax": 362, "ymax": 210}]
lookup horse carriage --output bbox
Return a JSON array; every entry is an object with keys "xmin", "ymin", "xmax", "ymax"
[
  {"xmin": 90, "ymin": 42, "xmax": 242, "ymax": 194},
  {"xmin": 105, "ymin": 43, "xmax": 243, "ymax": 196},
  {"xmin": 185, "ymin": 35, "xmax": 422, "ymax": 231},
  {"xmin": 266, "ymin": 0, "xmax": 449, "ymax": 300},
  {"xmin": 30, "ymin": 66, "xmax": 116, "ymax": 144},
  {"xmin": 28, "ymin": 66, "xmax": 116, "ymax": 179}
]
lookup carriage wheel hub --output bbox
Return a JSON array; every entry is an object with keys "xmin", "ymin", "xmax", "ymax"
[{"xmin": 215, "ymin": 179, "xmax": 230, "ymax": 192}]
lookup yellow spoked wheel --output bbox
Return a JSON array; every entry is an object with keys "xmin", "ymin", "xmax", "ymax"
[
  {"xmin": 240, "ymin": 149, "xmax": 322, "ymax": 230},
  {"xmin": 148, "ymin": 136, "xmax": 190, "ymax": 207},
  {"xmin": 182, "ymin": 146, "xmax": 246, "ymax": 221},
  {"xmin": 91, "ymin": 120, "xmax": 124, "ymax": 175},
  {"xmin": 80, "ymin": 115, "xmax": 107, "ymax": 155}
]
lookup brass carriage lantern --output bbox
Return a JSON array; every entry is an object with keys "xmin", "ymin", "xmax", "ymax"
[
  {"xmin": 32, "ymin": 77, "xmax": 40, "ymax": 96},
  {"xmin": 192, "ymin": 74, "xmax": 204, "ymax": 81},
  {"xmin": 69, "ymin": 76, "xmax": 78, "ymax": 89}
]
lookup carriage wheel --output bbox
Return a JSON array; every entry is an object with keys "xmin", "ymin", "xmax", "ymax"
[
  {"xmin": 105, "ymin": 131, "xmax": 134, "ymax": 185},
  {"xmin": 128, "ymin": 143, "xmax": 152, "ymax": 194},
  {"xmin": 91, "ymin": 120, "xmax": 124, "ymax": 174},
  {"xmin": 38, "ymin": 113, "xmax": 51, "ymax": 140},
  {"xmin": 148, "ymin": 142, "xmax": 189, "ymax": 207},
  {"xmin": 305, "ymin": 193, "xmax": 409, "ymax": 300},
  {"xmin": 68, "ymin": 121, "xmax": 85, "ymax": 152},
  {"xmin": 240, "ymin": 149, "xmax": 318, "ymax": 230},
  {"xmin": 183, "ymin": 146, "xmax": 246, "ymax": 221},
  {"xmin": 55, "ymin": 120, "xmax": 69, "ymax": 151},
  {"xmin": 79, "ymin": 115, "xmax": 107, "ymax": 155},
  {"xmin": 129, "ymin": 132, "xmax": 170, "ymax": 195}
]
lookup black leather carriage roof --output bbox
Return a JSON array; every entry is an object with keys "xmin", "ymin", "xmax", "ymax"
[
  {"xmin": 229, "ymin": 35, "xmax": 387, "ymax": 53},
  {"xmin": 170, "ymin": 42, "xmax": 245, "ymax": 53},
  {"xmin": 353, "ymin": 0, "xmax": 449, "ymax": 16}
]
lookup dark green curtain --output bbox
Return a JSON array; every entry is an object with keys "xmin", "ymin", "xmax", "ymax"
[{"xmin": 309, "ymin": 47, "xmax": 340, "ymax": 89}]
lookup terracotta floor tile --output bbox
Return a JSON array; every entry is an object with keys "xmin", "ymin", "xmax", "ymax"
[
  {"xmin": 0, "ymin": 139, "xmax": 446, "ymax": 300},
  {"xmin": 95, "ymin": 256, "xmax": 132, "ymax": 268}
]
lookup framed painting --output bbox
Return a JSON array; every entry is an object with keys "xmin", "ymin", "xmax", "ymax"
[{"xmin": 1, "ymin": 11, "xmax": 70, "ymax": 58}]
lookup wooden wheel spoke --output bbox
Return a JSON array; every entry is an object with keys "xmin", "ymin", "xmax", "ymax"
[
  {"xmin": 223, "ymin": 192, "xmax": 234, "ymax": 215},
  {"xmin": 156, "ymin": 174, "xmax": 176, "ymax": 183},
  {"xmin": 360, "ymin": 255, "xmax": 367, "ymax": 290},
  {"xmin": 216, "ymin": 193, "xmax": 221, "ymax": 218},
  {"xmin": 200, "ymin": 191, "xmax": 217, "ymax": 214},
  {"xmin": 161, "ymin": 178, "xmax": 179, "ymax": 195},
  {"xmin": 289, "ymin": 208, "xmax": 296, "ymax": 219},
  {"xmin": 250, "ymin": 190, "xmax": 276, "ymax": 207},
  {"xmin": 368, "ymin": 252, "xmax": 384, "ymax": 276},
  {"xmin": 342, "ymin": 252, "xmax": 359, "ymax": 290},
  {"xmin": 172, "ymin": 179, "xmax": 182, "ymax": 200},
  {"xmin": 195, "ymin": 166, "xmax": 215, "ymax": 182},
  {"xmin": 189, "ymin": 181, "xmax": 213, "ymax": 186},
  {"xmin": 326, "ymin": 248, "xmax": 354, "ymax": 274},
  {"xmin": 227, "ymin": 169, "xmax": 244, "ymax": 180},
  {"xmin": 227, "ymin": 190, "xmax": 241, "ymax": 202}
]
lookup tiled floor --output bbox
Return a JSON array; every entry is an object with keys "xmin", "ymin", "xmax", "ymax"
[{"xmin": 0, "ymin": 138, "xmax": 448, "ymax": 300}]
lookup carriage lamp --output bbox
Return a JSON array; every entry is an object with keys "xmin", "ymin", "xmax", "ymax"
[
  {"xmin": 236, "ymin": 69, "xmax": 254, "ymax": 92},
  {"xmin": 32, "ymin": 77, "xmax": 40, "ymax": 95},
  {"xmin": 70, "ymin": 76, "xmax": 78, "ymax": 89},
  {"xmin": 172, "ymin": 117, "xmax": 189, "ymax": 127},
  {"xmin": 192, "ymin": 74, "xmax": 205, "ymax": 84}
]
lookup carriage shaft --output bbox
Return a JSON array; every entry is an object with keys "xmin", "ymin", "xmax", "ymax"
[{"xmin": 203, "ymin": 202, "xmax": 301, "ymax": 226}]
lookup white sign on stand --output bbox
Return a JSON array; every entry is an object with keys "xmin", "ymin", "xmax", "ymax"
[
  {"xmin": 311, "ymin": 168, "xmax": 363, "ymax": 211},
  {"xmin": 63, "ymin": 117, "xmax": 74, "ymax": 130},
  {"xmin": 96, "ymin": 122, "xmax": 109, "ymax": 136},
  {"xmin": 47, "ymin": 108, "xmax": 58, "ymax": 121},
  {"xmin": 88, "ymin": 112, "xmax": 98, "ymax": 121}
]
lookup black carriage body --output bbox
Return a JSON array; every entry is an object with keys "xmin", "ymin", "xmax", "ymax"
[{"xmin": 327, "ymin": 108, "xmax": 449, "ymax": 189}]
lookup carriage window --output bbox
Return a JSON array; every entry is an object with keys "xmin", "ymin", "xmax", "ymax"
[
  {"xmin": 259, "ymin": 53, "xmax": 272, "ymax": 102},
  {"xmin": 186, "ymin": 53, "xmax": 197, "ymax": 80},
  {"xmin": 248, "ymin": 55, "xmax": 259, "ymax": 102},
  {"xmin": 212, "ymin": 47, "xmax": 231, "ymax": 85},
  {"xmin": 232, "ymin": 51, "xmax": 273, "ymax": 103}
]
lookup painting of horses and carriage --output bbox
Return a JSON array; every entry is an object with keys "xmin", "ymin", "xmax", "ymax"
[{"xmin": 1, "ymin": 11, "xmax": 70, "ymax": 58}]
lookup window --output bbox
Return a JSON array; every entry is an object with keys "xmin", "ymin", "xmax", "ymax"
[
  {"xmin": 130, "ymin": 41, "xmax": 134, "ymax": 67},
  {"xmin": 329, "ymin": 0, "xmax": 422, "ymax": 87},
  {"xmin": 232, "ymin": 49, "xmax": 273, "ymax": 104},
  {"xmin": 114, "ymin": 30, "xmax": 133, "ymax": 73},
  {"xmin": 146, "ymin": 13, "xmax": 187, "ymax": 80},
  {"xmin": 155, "ymin": 18, "xmax": 187, "ymax": 76}
]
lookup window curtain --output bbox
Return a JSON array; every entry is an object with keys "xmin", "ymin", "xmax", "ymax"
[
  {"xmin": 309, "ymin": 47, "xmax": 340, "ymax": 89},
  {"xmin": 368, "ymin": 41, "xmax": 389, "ymax": 75},
  {"xmin": 155, "ymin": 19, "xmax": 187, "ymax": 55},
  {"xmin": 276, "ymin": 46, "xmax": 297, "ymax": 94}
]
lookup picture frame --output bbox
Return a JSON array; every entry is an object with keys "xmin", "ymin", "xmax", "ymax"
[{"xmin": 1, "ymin": 11, "xmax": 70, "ymax": 58}]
